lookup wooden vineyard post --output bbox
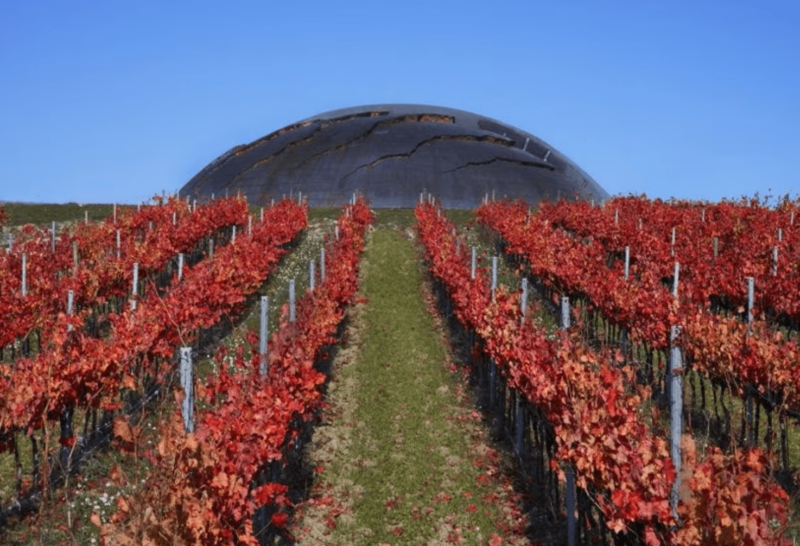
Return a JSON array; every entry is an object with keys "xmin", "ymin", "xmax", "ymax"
[
  {"xmin": 561, "ymin": 296, "xmax": 576, "ymax": 546},
  {"xmin": 231, "ymin": 226, "xmax": 236, "ymax": 245},
  {"xmin": 130, "ymin": 262, "xmax": 139, "ymax": 311},
  {"xmin": 669, "ymin": 262, "xmax": 683, "ymax": 521},
  {"xmin": 320, "ymin": 248, "xmax": 326, "ymax": 283},
  {"xmin": 491, "ymin": 256, "xmax": 498, "ymax": 302},
  {"xmin": 773, "ymin": 246, "xmax": 778, "ymax": 276},
  {"xmin": 208, "ymin": 239, "xmax": 214, "ymax": 260},
  {"xmin": 622, "ymin": 246, "xmax": 630, "ymax": 356},
  {"xmin": 745, "ymin": 277, "xmax": 755, "ymax": 445},
  {"xmin": 487, "ymin": 256, "xmax": 499, "ymax": 409},
  {"xmin": 180, "ymin": 347, "xmax": 194, "ymax": 433},
  {"xmin": 289, "ymin": 279, "xmax": 296, "ymax": 323},
  {"xmin": 67, "ymin": 290, "xmax": 74, "ymax": 333},
  {"xmin": 670, "ymin": 227, "xmax": 676, "ymax": 257},
  {"xmin": 62, "ymin": 289, "xmax": 75, "ymax": 469},
  {"xmin": 513, "ymin": 278, "xmax": 530, "ymax": 457},
  {"xmin": 259, "ymin": 296, "xmax": 268, "ymax": 376},
  {"xmin": 309, "ymin": 260, "xmax": 315, "ymax": 291},
  {"xmin": 72, "ymin": 241, "xmax": 79, "ymax": 270},
  {"xmin": 624, "ymin": 246, "xmax": 630, "ymax": 281},
  {"xmin": 177, "ymin": 253, "xmax": 184, "ymax": 281},
  {"xmin": 471, "ymin": 247, "xmax": 476, "ymax": 280},
  {"xmin": 7, "ymin": 233, "xmax": 11, "ymax": 252},
  {"xmin": 561, "ymin": 296, "xmax": 571, "ymax": 330},
  {"xmin": 746, "ymin": 277, "xmax": 754, "ymax": 331},
  {"xmin": 21, "ymin": 253, "xmax": 27, "ymax": 296},
  {"xmin": 116, "ymin": 229, "xmax": 121, "ymax": 260},
  {"xmin": 51, "ymin": 221, "xmax": 56, "ymax": 253}
]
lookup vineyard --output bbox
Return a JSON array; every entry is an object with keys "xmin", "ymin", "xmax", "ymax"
[
  {"xmin": 416, "ymin": 195, "xmax": 798, "ymax": 545},
  {"xmin": 0, "ymin": 193, "xmax": 798, "ymax": 544}
]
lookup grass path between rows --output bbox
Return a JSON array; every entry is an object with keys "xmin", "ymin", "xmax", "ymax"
[{"xmin": 293, "ymin": 227, "xmax": 529, "ymax": 545}]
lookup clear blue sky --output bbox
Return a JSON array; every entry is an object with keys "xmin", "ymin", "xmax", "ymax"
[{"xmin": 1, "ymin": 0, "xmax": 798, "ymax": 204}]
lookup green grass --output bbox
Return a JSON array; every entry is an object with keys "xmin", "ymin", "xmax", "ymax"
[
  {"xmin": 373, "ymin": 208, "xmax": 417, "ymax": 229},
  {"xmin": 307, "ymin": 206, "xmax": 340, "ymax": 222},
  {"xmin": 2, "ymin": 203, "xmax": 115, "ymax": 227},
  {"xmin": 298, "ymin": 227, "xmax": 517, "ymax": 544}
]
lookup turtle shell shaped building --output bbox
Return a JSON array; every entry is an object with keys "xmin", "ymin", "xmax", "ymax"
[{"xmin": 180, "ymin": 104, "xmax": 608, "ymax": 208}]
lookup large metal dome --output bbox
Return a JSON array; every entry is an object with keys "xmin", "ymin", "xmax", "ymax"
[{"xmin": 180, "ymin": 104, "xmax": 608, "ymax": 208}]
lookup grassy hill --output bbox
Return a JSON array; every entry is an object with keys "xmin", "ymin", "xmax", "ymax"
[{"xmin": 1, "ymin": 203, "xmax": 116, "ymax": 227}]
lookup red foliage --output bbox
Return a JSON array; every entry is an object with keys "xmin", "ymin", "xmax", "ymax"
[
  {"xmin": 480, "ymin": 198, "xmax": 800, "ymax": 420},
  {"xmin": 0, "ymin": 197, "xmax": 304, "ymax": 478},
  {"xmin": 100, "ymin": 199, "xmax": 373, "ymax": 544},
  {"xmin": 417, "ymin": 200, "xmax": 790, "ymax": 545}
]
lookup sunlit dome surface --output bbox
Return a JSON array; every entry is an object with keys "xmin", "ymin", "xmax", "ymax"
[{"xmin": 180, "ymin": 104, "xmax": 609, "ymax": 208}]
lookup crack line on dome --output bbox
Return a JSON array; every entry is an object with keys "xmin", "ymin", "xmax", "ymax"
[
  {"xmin": 296, "ymin": 114, "xmax": 457, "ymax": 169},
  {"xmin": 190, "ymin": 127, "xmax": 318, "ymax": 190},
  {"xmin": 443, "ymin": 156, "xmax": 555, "ymax": 174},
  {"xmin": 229, "ymin": 124, "xmax": 331, "ymax": 183},
  {"xmin": 236, "ymin": 110, "xmax": 389, "ymax": 157},
  {"xmin": 338, "ymin": 134, "xmax": 517, "ymax": 183},
  {"xmin": 230, "ymin": 110, "xmax": 434, "ymax": 183},
  {"xmin": 195, "ymin": 111, "xmax": 391, "ymax": 188}
]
